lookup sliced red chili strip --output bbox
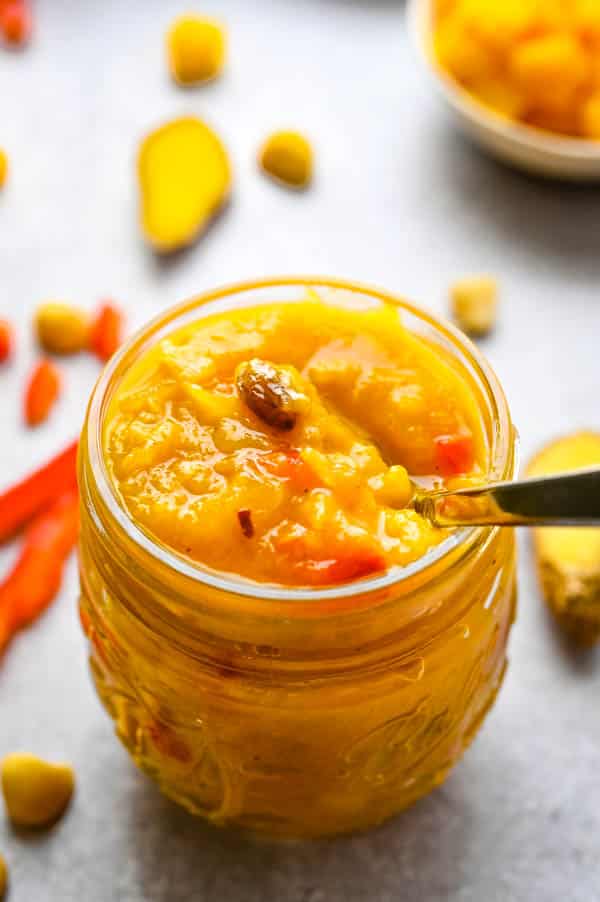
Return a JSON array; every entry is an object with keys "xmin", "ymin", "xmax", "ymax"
[
  {"xmin": 0, "ymin": 489, "xmax": 79, "ymax": 654},
  {"xmin": 0, "ymin": 440, "xmax": 78, "ymax": 543}
]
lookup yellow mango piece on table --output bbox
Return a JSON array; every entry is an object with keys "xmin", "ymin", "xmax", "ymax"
[
  {"xmin": 138, "ymin": 116, "xmax": 231, "ymax": 253},
  {"xmin": 167, "ymin": 15, "xmax": 226, "ymax": 86},
  {"xmin": 1, "ymin": 753, "xmax": 75, "ymax": 828},
  {"xmin": 450, "ymin": 276, "xmax": 498, "ymax": 337},
  {"xmin": 35, "ymin": 302, "xmax": 89, "ymax": 355},
  {"xmin": 259, "ymin": 131, "xmax": 313, "ymax": 189},
  {"xmin": 470, "ymin": 78, "xmax": 525, "ymax": 119}
]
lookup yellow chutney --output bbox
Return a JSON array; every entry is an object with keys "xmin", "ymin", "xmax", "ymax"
[{"xmin": 78, "ymin": 278, "xmax": 517, "ymax": 838}]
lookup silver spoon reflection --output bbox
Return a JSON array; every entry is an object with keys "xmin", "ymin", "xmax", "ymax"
[{"xmin": 413, "ymin": 467, "xmax": 600, "ymax": 528}]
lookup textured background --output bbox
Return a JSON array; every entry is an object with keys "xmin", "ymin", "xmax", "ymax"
[{"xmin": 1, "ymin": 1, "xmax": 599, "ymax": 900}]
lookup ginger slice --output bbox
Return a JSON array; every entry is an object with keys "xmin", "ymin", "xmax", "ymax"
[
  {"xmin": 527, "ymin": 432, "xmax": 600, "ymax": 645},
  {"xmin": 138, "ymin": 116, "xmax": 231, "ymax": 253}
]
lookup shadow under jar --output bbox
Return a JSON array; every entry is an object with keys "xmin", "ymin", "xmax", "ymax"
[{"xmin": 78, "ymin": 277, "xmax": 518, "ymax": 840}]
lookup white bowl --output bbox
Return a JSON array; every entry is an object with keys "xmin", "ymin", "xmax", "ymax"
[{"xmin": 408, "ymin": 0, "xmax": 600, "ymax": 181}]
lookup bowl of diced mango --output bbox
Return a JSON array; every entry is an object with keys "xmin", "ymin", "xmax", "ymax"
[{"xmin": 409, "ymin": 0, "xmax": 600, "ymax": 180}]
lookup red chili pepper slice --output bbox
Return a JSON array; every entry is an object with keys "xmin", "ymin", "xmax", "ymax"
[
  {"xmin": 89, "ymin": 302, "xmax": 124, "ymax": 362},
  {"xmin": 434, "ymin": 433, "xmax": 474, "ymax": 476},
  {"xmin": 0, "ymin": 440, "xmax": 78, "ymax": 543},
  {"xmin": 0, "ymin": 319, "xmax": 13, "ymax": 363},
  {"xmin": 0, "ymin": 489, "xmax": 79, "ymax": 654},
  {"xmin": 24, "ymin": 358, "xmax": 61, "ymax": 426}
]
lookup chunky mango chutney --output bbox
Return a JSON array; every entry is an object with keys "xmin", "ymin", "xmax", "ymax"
[
  {"xmin": 78, "ymin": 279, "xmax": 517, "ymax": 838},
  {"xmin": 105, "ymin": 299, "xmax": 486, "ymax": 586}
]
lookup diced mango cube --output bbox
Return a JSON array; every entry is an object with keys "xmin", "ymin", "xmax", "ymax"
[
  {"xmin": 167, "ymin": 15, "xmax": 226, "ymax": 85},
  {"xmin": 456, "ymin": 0, "xmax": 536, "ymax": 53},
  {"xmin": 182, "ymin": 384, "xmax": 238, "ymax": 423},
  {"xmin": 510, "ymin": 34, "xmax": 590, "ymax": 98},
  {"xmin": 581, "ymin": 93, "xmax": 600, "ymax": 139},
  {"xmin": 469, "ymin": 78, "xmax": 525, "ymax": 119},
  {"xmin": 371, "ymin": 465, "xmax": 413, "ymax": 509},
  {"xmin": 450, "ymin": 276, "xmax": 498, "ymax": 337},
  {"xmin": 259, "ymin": 131, "xmax": 313, "ymax": 189},
  {"xmin": 435, "ymin": 17, "xmax": 496, "ymax": 84}
]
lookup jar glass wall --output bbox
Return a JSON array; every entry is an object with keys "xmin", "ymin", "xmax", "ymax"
[{"xmin": 78, "ymin": 278, "xmax": 518, "ymax": 839}]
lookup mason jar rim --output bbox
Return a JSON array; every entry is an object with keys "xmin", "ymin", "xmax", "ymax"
[{"xmin": 84, "ymin": 276, "xmax": 516, "ymax": 605}]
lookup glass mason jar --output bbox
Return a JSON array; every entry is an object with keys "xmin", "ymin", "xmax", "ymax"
[{"xmin": 78, "ymin": 278, "xmax": 518, "ymax": 840}]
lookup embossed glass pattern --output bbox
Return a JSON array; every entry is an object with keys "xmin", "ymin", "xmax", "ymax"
[{"xmin": 78, "ymin": 279, "xmax": 518, "ymax": 839}]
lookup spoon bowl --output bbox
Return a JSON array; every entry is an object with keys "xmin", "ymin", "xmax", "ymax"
[{"xmin": 414, "ymin": 467, "xmax": 600, "ymax": 528}]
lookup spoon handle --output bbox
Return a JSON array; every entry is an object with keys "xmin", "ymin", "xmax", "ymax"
[{"xmin": 414, "ymin": 467, "xmax": 600, "ymax": 528}]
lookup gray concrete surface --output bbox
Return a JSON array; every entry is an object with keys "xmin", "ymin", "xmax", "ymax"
[{"xmin": 1, "ymin": 1, "xmax": 599, "ymax": 900}]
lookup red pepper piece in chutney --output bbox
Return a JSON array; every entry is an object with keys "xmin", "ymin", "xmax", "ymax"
[
  {"xmin": 277, "ymin": 528, "xmax": 386, "ymax": 586},
  {"xmin": 296, "ymin": 550, "xmax": 387, "ymax": 586},
  {"xmin": 259, "ymin": 449, "xmax": 321, "ymax": 491},
  {"xmin": 0, "ymin": 490, "xmax": 79, "ymax": 654},
  {"xmin": 0, "ymin": 440, "xmax": 77, "ymax": 542},
  {"xmin": 434, "ymin": 434, "xmax": 474, "ymax": 476}
]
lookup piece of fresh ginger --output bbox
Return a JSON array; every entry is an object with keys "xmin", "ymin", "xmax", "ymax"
[
  {"xmin": 527, "ymin": 431, "xmax": 600, "ymax": 645},
  {"xmin": 138, "ymin": 116, "xmax": 231, "ymax": 253}
]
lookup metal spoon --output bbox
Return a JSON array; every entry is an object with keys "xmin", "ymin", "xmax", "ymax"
[{"xmin": 413, "ymin": 467, "xmax": 600, "ymax": 528}]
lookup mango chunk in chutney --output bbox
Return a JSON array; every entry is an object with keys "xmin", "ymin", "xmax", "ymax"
[{"xmin": 105, "ymin": 300, "xmax": 487, "ymax": 586}]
